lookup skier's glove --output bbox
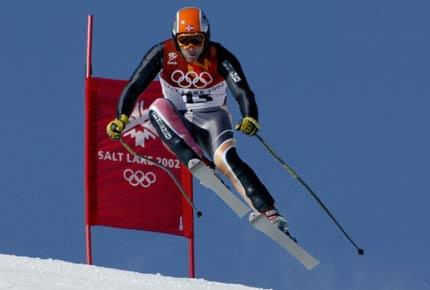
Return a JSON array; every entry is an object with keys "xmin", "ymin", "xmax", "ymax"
[
  {"xmin": 106, "ymin": 114, "xmax": 129, "ymax": 140},
  {"xmin": 235, "ymin": 116, "xmax": 260, "ymax": 136}
]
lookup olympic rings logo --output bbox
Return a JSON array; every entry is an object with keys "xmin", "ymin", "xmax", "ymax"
[
  {"xmin": 123, "ymin": 169, "xmax": 156, "ymax": 188},
  {"xmin": 171, "ymin": 69, "xmax": 213, "ymax": 89}
]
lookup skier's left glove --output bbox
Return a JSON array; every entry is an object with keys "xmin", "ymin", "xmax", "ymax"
[
  {"xmin": 106, "ymin": 114, "xmax": 129, "ymax": 140},
  {"xmin": 235, "ymin": 116, "xmax": 260, "ymax": 136}
]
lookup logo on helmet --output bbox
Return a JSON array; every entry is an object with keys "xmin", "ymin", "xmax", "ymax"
[{"xmin": 185, "ymin": 24, "xmax": 194, "ymax": 32}]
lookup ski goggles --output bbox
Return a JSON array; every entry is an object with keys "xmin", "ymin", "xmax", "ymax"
[{"xmin": 177, "ymin": 33, "xmax": 205, "ymax": 48}]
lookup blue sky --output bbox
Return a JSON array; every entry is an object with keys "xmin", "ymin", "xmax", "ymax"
[{"xmin": 0, "ymin": 1, "xmax": 429, "ymax": 289}]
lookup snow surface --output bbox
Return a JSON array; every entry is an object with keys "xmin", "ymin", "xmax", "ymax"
[{"xmin": 0, "ymin": 254, "xmax": 269, "ymax": 290}]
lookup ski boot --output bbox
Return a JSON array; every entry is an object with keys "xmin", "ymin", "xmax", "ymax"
[{"xmin": 264, "ymin": 209, "xmax": 297, "ymax": 243}]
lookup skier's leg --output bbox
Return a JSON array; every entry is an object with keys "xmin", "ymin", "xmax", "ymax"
[
  {"xmin": 183, "ymin": 106, "xmax": 294, "ymax": 236},
  {"xmin": 148, "ymin": 98, "xmax": 205, "ymax": 165},
  {"xmin": 213, "ymin": 138, "xmax": 295, "ymax": 239},
  {"xmin": 187, "ymin": 106, "xmax": 276, "ymax": 213},
  {"xmin": 213, "ymin": 139, "xmax": 275, "ymax": 213}
]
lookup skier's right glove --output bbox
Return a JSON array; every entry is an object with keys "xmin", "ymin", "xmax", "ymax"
[
  {"xmin": 235, "ymin": 116, "xmax": 260, "ymax": 136},
  {"xmin": 106, "ymin": 114, "xmax": 129, "ymax": 140}
]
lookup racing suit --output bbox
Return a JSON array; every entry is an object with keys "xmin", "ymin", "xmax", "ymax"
[{"xmin": 116, "ymin": 39, "xmax": 275, "ymax": 213}]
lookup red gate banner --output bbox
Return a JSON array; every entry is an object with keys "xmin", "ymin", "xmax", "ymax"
[{"xmin": 85, "ymin": 77, "xmax": 193, "ymax": 238}]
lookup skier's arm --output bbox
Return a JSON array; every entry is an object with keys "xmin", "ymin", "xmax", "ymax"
[
  {"xmin": 216, "ymin": 43, "xmax": 258, "ymax": 121},
  {"xmin": 116, "ymin": 43, "xmax": 163, "ymax": 117}
]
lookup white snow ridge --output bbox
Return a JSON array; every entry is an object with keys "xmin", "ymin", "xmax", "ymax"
[{"xmin": 0, "ymin": 254, "xmax": 269, "ymax": 290}]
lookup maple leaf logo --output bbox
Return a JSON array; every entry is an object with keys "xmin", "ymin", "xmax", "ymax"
[{"xmin": 123, "ymin": 101, "xmax": 158, "ymax": 148}]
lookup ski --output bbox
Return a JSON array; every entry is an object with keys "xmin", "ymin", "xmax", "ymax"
[
  {"xmin": 188, "ymin": 158, "xmax": 319, "ymax": 269},
  {"xmin": 188, "ymin": 159, "xmax": 251, "ymax": 218},
  {"xmin": 249, "ymin": 212, "xmax": 320, "ymax": 270}
]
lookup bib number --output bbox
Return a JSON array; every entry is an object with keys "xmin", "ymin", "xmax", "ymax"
[{"xmin": 182, "ymin": 92, "xmax": 213, "ymax": 104}]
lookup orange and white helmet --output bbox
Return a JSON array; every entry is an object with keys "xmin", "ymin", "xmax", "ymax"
[{"xmin": 172, "ymin": 7, "xmax": 210, "ymax": 38}]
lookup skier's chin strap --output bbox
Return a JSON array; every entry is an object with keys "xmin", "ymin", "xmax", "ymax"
[{"xmin": 213, "ymin": 139, "xmax": 275, "ymax": 213}]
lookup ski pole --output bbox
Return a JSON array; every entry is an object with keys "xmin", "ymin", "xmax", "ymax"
[
  {"xmin": 119, "ymin": 137, "xmax": 203, "ymax": 218},
  {"xmin": 254, "ymin": 133, "xmax": 364, "ymax": 255}
]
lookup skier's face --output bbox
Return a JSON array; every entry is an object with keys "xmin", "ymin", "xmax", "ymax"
[
  {"xmin": 180, "ymin": 45, "xmax": 204, "ymax": 62},
  {"xmin": 177, "ymin": 33, "xmax": 205, "ymax": 62}
]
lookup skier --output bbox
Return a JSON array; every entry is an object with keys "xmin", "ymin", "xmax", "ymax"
[{"xmin": 106, "ymin": 7, "xmax": 294, "ymax": 239}]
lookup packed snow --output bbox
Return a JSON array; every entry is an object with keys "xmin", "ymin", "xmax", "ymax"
[{"xmin": 0, "ymin": 254, "xmax": 269, "ymax": 290}]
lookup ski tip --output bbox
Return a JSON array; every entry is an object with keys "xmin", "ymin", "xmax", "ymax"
[
  {"xmin": 306, "ymin": 260, "xmax": 320, "ymax": 271},
  {"xmin": 357, "ymin": 248, "xmax": 364, "ymax": 256}
]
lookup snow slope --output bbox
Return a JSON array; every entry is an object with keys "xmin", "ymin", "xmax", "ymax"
[{"xmin": 0, "ymin": 254, "xmax": 268, "ymax": 290}]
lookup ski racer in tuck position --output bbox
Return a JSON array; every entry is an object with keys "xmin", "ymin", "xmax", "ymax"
[{"xmin": 107, "ymin": 7, "xmax": 295, "ymax": 239}]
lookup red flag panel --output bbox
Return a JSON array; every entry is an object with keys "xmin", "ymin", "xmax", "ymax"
[{"xmin": 85, "ymin": 77, "xmax": 193, "ymax": 238}]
